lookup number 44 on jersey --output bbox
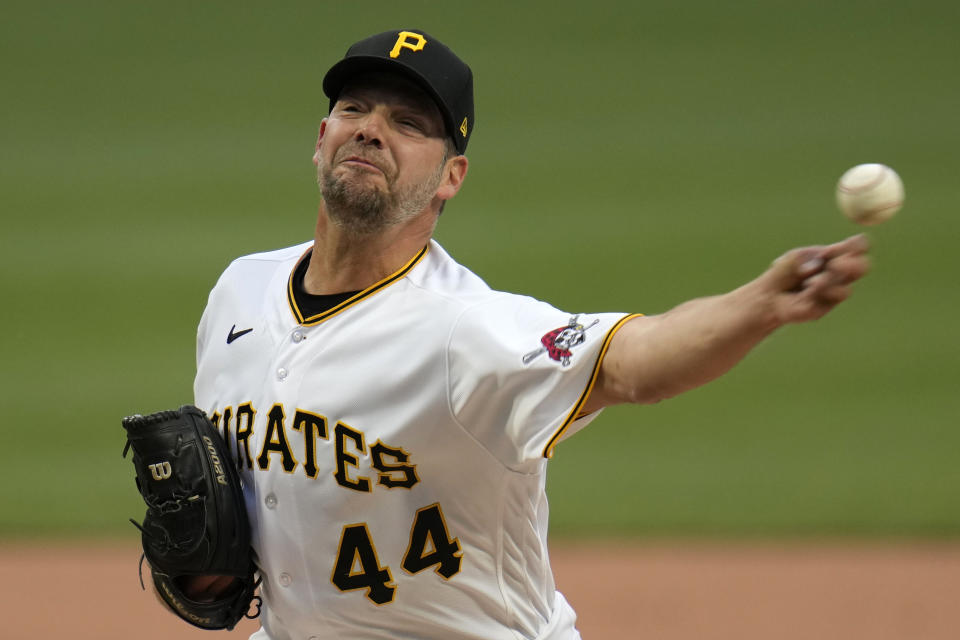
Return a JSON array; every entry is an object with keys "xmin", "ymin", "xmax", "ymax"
[{"xmin": 332, "ymin": 503, "xmax": 463, "ymax": 604}]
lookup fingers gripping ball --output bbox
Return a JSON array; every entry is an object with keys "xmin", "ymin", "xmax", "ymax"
[
  {"xmin": 835, "ymin": 163, "xmax": 904, "ymax": 226},
  {"xmin": 122, "ymin": 405, "xmax": 261, "ymax": 630}
]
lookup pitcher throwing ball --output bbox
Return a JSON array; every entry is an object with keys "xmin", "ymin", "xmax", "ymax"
[{"xmin": 179, "ymin": 28, "xmax": 869, "ymax": 639}]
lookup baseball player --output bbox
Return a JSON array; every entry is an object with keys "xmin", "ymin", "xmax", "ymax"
[{"xmin": 189, "ymin": 29, "xmax": 870, "ymax": 639}]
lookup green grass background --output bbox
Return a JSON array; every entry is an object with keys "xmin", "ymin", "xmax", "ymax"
[{"xmin": 1, "ymin": 0, "xmax": 957, "ymax": 539}]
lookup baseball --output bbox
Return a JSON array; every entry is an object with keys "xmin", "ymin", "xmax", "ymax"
[{"xmin": 835, "ymin": 163, "xmax": 904, "ymax": 225}]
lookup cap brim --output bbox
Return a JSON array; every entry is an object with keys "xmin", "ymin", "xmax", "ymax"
[{"xmin": 322, "ymin": 56, "xmax": 457, "ymax": 146}]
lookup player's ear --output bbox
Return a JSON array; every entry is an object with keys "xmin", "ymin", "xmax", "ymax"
[
  {"xmin": 436, "ymin": 155, "xmax": 468, "ymax": 201},
  {"xmin": 312, "ymin": 120, "xmax": 327, "ymax": 166}
]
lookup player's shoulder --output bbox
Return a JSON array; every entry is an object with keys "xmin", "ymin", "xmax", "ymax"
[
  {"xmin": 410, "ymin": 240, "xmax": 568, "ymax": 329},
  {"xmin": 203, "ymin": 241, "xmax": 310, "ymax": 310},
  {"xmin": 215, "ymin": 241, "xmax": 311, "ymax": 283},
  {"xmin": 408, "ymin": 240, "xmax": 490, "ymax": 296},
  {"xmin": 407, "ymin": 240, "xmax": 530, "ymax": 313},
  {"xmin": 227, "ymin": 241, "xmax": 312, "ymax": 269}
]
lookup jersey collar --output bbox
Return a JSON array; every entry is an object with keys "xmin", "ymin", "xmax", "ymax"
[{"xmin": 286, "ymin": 244, "xmax": 430, "ymax": 326}]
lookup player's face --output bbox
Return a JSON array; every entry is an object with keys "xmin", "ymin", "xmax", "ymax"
[{"xmin": 314, "ymin": 73, "xmax": 456, "ymax": 235}]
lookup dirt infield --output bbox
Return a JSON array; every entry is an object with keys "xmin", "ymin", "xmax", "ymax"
[{"xmin": 3, "ymin": 540, "xmax": 959, "ymax": 639}]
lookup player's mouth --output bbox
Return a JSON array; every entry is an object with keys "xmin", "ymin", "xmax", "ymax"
[{"xmin": 341, "ymin": 156, "xmax": 385, "ymax": 174}]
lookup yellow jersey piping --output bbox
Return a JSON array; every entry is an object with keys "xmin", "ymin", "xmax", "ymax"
[
  {"xmin": 287, "ymin": 245, "xmax": 430, "ymax": 326},
  {"xmin": 543, "ymin": 313, "xmax": 644, "ymax": 459}
]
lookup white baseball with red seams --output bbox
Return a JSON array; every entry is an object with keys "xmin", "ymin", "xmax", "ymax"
[
  {"xmin": 835, "ymin": 163, "xmax": 904, "ymax": 226},
  {"xmin": 194, "ymin": 238, "xmax": 634, "ymax": 640}
]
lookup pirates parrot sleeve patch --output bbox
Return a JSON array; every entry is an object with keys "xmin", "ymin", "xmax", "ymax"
[{"xmin": 446, "ymin": 293, "xmax": 632, "ymax": 468}]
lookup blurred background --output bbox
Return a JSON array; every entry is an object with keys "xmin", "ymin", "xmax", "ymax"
[{"xmin": 1, "ymin": 0, "xmax": 957, "ymax": 545}]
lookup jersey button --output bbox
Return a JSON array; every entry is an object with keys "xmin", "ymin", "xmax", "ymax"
[
  {"xmin": 264, "ymin": 493, "xmax": 277, "ymax": 509},
  {"xmin": 277, "ymin": 367, "xmax": 288, "ymax": 380},
  {"xmin": 278, "ymin": 572, "xmax": 292, "ymax": 587},
  {"xmin": 292, "ymin": 330, "xmax": 305, "ymax": 343}
]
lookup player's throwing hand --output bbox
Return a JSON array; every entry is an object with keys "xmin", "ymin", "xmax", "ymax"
[{"xmin": 762, "ymin": 234, "xmax": 871, "ymax": 325}]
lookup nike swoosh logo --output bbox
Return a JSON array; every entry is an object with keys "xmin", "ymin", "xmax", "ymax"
[{"xmin": 226, "ymin": 324, "xmax": 254, "ymax": 344}]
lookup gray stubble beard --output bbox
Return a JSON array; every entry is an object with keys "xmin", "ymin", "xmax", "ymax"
[{"xmin": 318, "ymin": 158, "xmax": 444, "ymax": 237}]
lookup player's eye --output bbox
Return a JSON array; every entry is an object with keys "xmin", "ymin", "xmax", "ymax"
[
  {"xmin": 338, "ymin": 101, "xmax": 364, "ymax": 114},
  {"xmin": 396, "ymin": 117, "xmax": 425, "ymax": 133}
]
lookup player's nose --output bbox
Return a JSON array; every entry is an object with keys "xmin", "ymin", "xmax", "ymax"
[{"xmin": 353, "ymin": 111, "xmax": 386, "ymax": 148}]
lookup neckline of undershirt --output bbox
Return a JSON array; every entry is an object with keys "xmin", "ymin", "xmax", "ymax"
[{"xmin": 290, "ymin": 252, "xmax": 362, "ymax": 318}]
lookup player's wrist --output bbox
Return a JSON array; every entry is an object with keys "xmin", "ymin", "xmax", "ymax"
[{"xmin": 732, "ymin": 279, "xmax": 784, "ymax": 335}]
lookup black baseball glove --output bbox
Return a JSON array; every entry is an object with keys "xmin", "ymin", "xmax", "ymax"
[{"xmin": 122, "ymin": 405, "xmax": 260, "ymax": 630}]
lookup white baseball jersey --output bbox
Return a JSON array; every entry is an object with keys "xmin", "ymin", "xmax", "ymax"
[{"xmin": 194, "ymin": 239, "xmax": 635, "ymax": 640}]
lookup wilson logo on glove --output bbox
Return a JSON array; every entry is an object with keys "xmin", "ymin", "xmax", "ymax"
[{"xmin": 148, "ymin": 461, "xmax": 172, "ymax": 481}]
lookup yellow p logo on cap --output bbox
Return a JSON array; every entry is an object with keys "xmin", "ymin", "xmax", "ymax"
[{"xmin": 389, "ymin": 31, "xmax": 427, "ymax": 58}]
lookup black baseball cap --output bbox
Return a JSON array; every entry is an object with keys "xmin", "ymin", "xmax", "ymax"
[{"xmin": 322, "ymin": 29, "xmax": 474, "ymax": 154}]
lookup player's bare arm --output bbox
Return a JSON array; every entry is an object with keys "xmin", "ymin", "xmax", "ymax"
[{"xmin": 583, "ymin": 234, "xmax": 870, "ymax": 412}]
